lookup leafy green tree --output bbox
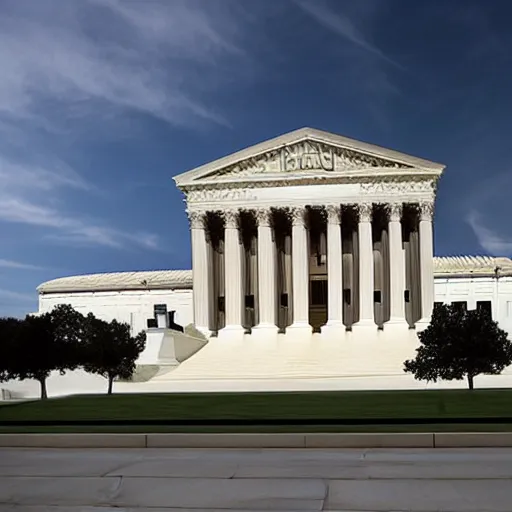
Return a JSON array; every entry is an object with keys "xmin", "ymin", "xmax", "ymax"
[
  {"xmin": 82, "ymin": 315, "xmax": 146, "ymax": 394},
  {"xmin": 0, "ymin": 317, "xmax": 23, "ymax": 383},
  {"xmin": 404, "ymin": 303, "xmax": 512, "ymax": 390},
  {"xmin": 9, "ymin": 305, "xmax": 85, "ymax": 399}
]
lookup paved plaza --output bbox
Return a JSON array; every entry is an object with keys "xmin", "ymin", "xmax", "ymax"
[{"xmin": 0, "ymin": 446, "xmax": 512, "ymax": 511}]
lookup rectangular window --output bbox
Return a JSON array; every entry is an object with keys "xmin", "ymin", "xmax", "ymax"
[
  {"xmin": 147, "ymin": 318, "xmax": 157, "ymax": 328},
  {"xmin": 404, "ymin": 290, "xmax": 410, "ymax": 303},
  {"xmin": 217, "ymin": 296, "xmax": 225, "ymax": 313},
  {"xmin": 343, "ymin": 288, "xmax": 351, "ymax": 305},
  {"xmin": 280, "ymin": 293, "xmax": 288, "ymax": 308},
  {"xmin": 452, "ymin": 301, "xmax": 467, "ymax": 312},
  {"xmin": 374, "ymin": 290, "xmax": 382, "ymax": 304},
  {"xmin": 245, "ymin": 295, "xmax": 255, "ymax": 309},
  {"xmin": 311, "ymin": 280, "xmax": 327, "ymax": 306},
  {"xmin": 477, "ymin": 300, "xmax": 492, "ymax": 318},
  {"xmin": 154, "ymin": 304, "xmax": 167, "ymax": 316}
]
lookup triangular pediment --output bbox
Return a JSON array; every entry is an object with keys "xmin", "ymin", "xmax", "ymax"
[{"xmin": 174, "ymin": 127, "xmax": 445, "ymax": 187}]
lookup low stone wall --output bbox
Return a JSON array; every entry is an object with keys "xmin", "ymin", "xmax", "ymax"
[{"xmin": 2, "ymin": 432, "xmax": 512, "ymax": 448}]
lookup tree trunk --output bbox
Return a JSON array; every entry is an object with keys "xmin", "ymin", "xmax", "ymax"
[
  {"xmin": 107, "ymin": 375, "xmax": 114, "ymax": 395},
  {"xmin": 467, "ymin": 374, "xmax": 474, "ymax": 390},
  {"xmin": 39, "ymin": 378, "xmax": 48, "ymax": 400}
]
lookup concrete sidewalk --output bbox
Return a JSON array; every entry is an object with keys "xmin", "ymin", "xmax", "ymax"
[{"xmin": 1, "ymin": 447, "xmax": 512, "ymax": 510}]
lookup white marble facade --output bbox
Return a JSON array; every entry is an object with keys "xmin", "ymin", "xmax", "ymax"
[
  {"xmin": 26, "ymin": 128, "xmax": 512, "ymax": 396},
  {"xmin": 175, "ymin": 127, "xmax": 443, "ymax": 341}
]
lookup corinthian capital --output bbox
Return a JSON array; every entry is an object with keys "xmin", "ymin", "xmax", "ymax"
[
  {"xmin": 357, "ymin": 203, "xmax": 373, "ymax": 223},
  {"xmin": 325, "ymin": 205, "xmax": 341, "ymax": 225},
  {"xmin": 255, "ymin": 208, "xmax": 272, "ymax": 227},
  {"xmin": 187, "ymin": 210, "xmax": 206, "ymax": 229},
  {"xmin": 419, "ymin": 201, "xmax": 434, "ymax": 221},
  {"xmin": 290, "ymin": 206, "xmax": 307, "ymax": 226},
  {"xmin": 388, "ymin": 203, "xmax": 403, "ymax": 223},
  {"xmin": 222, "ymin": 209, "xmax": 240, "ymax": 229}
]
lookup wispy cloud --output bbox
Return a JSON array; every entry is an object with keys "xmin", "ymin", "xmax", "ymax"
[
  {"xmin": 295, "ymin": 0, "xmax": 402, "ymax": 69},
  {"xmin": 0, "ymin": 197, "xmax": 159, "ymax": 250},
  {"xmin": 466, "ymin": 210, "xmax": 512, "ymax": 255},
  {"xmin": 0, "ymin": 1, "xmax": 253, "ymax": 253},
  {"xmin": 0, "ymin": 0, "xmax": 246, "ymax": 131},
  {"xmin": 0, "ymin": 288, "xmax": 35, "ymax": 303},
  {"xmin": 0, "ymin": 259, "xmax": 45, "ymax": 271}
]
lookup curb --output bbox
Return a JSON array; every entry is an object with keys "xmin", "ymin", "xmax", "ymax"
[{"xmin": 1, "ymin": 432, "xmax": 512, "ymax": 448}]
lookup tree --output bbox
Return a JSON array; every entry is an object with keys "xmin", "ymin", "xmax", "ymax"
[
  {"xmin": 82, "ymin": 315, "xmax": 146, "ymax": 394},
  {"xmin": 9, "ymin": 305, "xmax": 85, "ymax": 399},
  {"xmin": 0, "ymin": 317, "xmax": 23, "ymax": 383},
  {"xmin": 404, "ymin": 304, "xmax": 512, "ymax": 390}
]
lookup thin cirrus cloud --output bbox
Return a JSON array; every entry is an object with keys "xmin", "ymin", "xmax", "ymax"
[
  {"xmin": 0, "ymin": 197, "xmax": 159, "ymax": 251},
  {"xmin": 466, "ymin": 211, "xmax": 512, "ymax": 256},
  {"xmin": 0, "ymin": 259, "xmax": 44, "ymax": 271},
  {"xmin": 0, "ymin": 0, "xmax": 251, "ymax": 255},
  {"xmin": 0, "ymin": 288, "xmax": 35, "ymax": 303},
  {"xmin": 0, "ymin": 0, "xmax": 245, "ymax": 131},
  {"xmin": 294, "ymin": 0, "xmax": 402, "ymax": 69}
]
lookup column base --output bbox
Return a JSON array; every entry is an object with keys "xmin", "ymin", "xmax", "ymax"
[
  {"xmin": 383, "ymin": 319, "xmax": 410, "ymax": 334},
  {"xmin": 385, "ymin": 318, "xmax": 410, "ymax": 327},
  {"xmin": 286, "ymin": 322, "xmax": 313, "ymax": 339},
  {"xmin": 351, "ymin": 320, "xmax": 377, "ymax": 335},
  {"xmin": 252, "ymin": 323, "xmax": 279, "ymax": 340},
  {"xmin": 321, "ymin": 321, "xmax": 346, "ymax": 337},
  {"xmin": 218, "ymin": 325, "xmax": 245, "ymax": 341}
]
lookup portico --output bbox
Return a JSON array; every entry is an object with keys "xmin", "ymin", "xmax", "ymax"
[{"xmin": 175, "ymin": 128, "xmax": 444, "ymax": 347}]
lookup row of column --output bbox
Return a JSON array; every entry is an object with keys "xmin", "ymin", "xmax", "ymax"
[{"xmin": 188, "ymin": 202, "xmax": 435, "ymax": 337}]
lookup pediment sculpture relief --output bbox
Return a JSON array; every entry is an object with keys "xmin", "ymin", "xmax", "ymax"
[{"xmin": 208, "ymin": 140, "xmax": 412, "ymax": 179}]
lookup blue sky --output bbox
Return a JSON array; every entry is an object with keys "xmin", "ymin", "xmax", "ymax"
[{"xmin": 0, "ymin": 0, "xmax": 511, "ymax": 317}]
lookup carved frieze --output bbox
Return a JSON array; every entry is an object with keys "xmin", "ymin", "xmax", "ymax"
[
  {"xmin": 209, "ymin": 141, "xmax": 413, "ymax": 179},
  {"xmin": 185, "ymin": 188, "xmax": 258, "ymax": 203},
  {"xmin": 360, "ymin": 179, "xmax": 435, "ymax": 195}
]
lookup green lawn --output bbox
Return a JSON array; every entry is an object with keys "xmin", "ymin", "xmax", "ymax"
[{"xmin": 1, "ymin": 389, "xmax": 512, "ymax": 424}]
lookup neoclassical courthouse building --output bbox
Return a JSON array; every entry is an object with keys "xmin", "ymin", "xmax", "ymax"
[{"xmin": 6, "ymin": 128, "xmax": 512, "ymax": 397}]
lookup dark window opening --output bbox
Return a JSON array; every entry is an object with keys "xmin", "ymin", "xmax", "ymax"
[
  {"xmin": 452, "ymin": 301, "xmax": 467, "ymax": 312},
  {"xmin": 245, "ymin": 295, "xmax": 255, "ymax": 309},
  {"xmin": 311, "ymin": 280, "xmax": 327, "ymax": 306},
  {"xmin": 280, "ymin": 293, "xmax": 288, "ymax": 308},
  {"xmin": 477, "ymin": 300, "xmax": 492, "ymax": 317},
  {"xmin": 404, "ymin": 290, "xmax": 410, "ymax": 303},
  {"xmin": 154, "ymin": 304, "xmax": 167, "ymax": 316},
  {"xmin": 374, "ymin": 290, "xmax": 382, "ymax": 303},
  {"xmin": 343, "ymin": 288, "xmax": 351, "ymax": 305},
  {"xmin": 147, "ymin": 318, "xmax": 157, "ymax": 328},
  {"xmin": 218, "ymin": 296, "xmax": 225, "ymax": 313}
]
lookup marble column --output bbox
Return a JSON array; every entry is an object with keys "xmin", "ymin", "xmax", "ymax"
[
  {"xmin": 287, "ymin": 206, "xmax": 312, "ymax": 335},
  {"xmin": 417, "ymin": 201, "xmax": 435, "ymax": 330},
  {"xmin": 322, "ymin": 204, "xmax": 344, "ymax": 335},
  {"xmin": 386, "ymin": 203, "xmax": 408, "ymax": 329},
  {"xmin": 353, "ymin": 203, "xmax": 376, "ymax": 330},
  {"xmin": 189, "ymin": 210, "xmax": 211, "ymax": 337},
  {"xmin": 219, "ymin": 209, "xmax": 244, "ymax": 339},
  {"xmin": 253, "ymin": 208, "xmax": 278, "ymax": 335}
]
